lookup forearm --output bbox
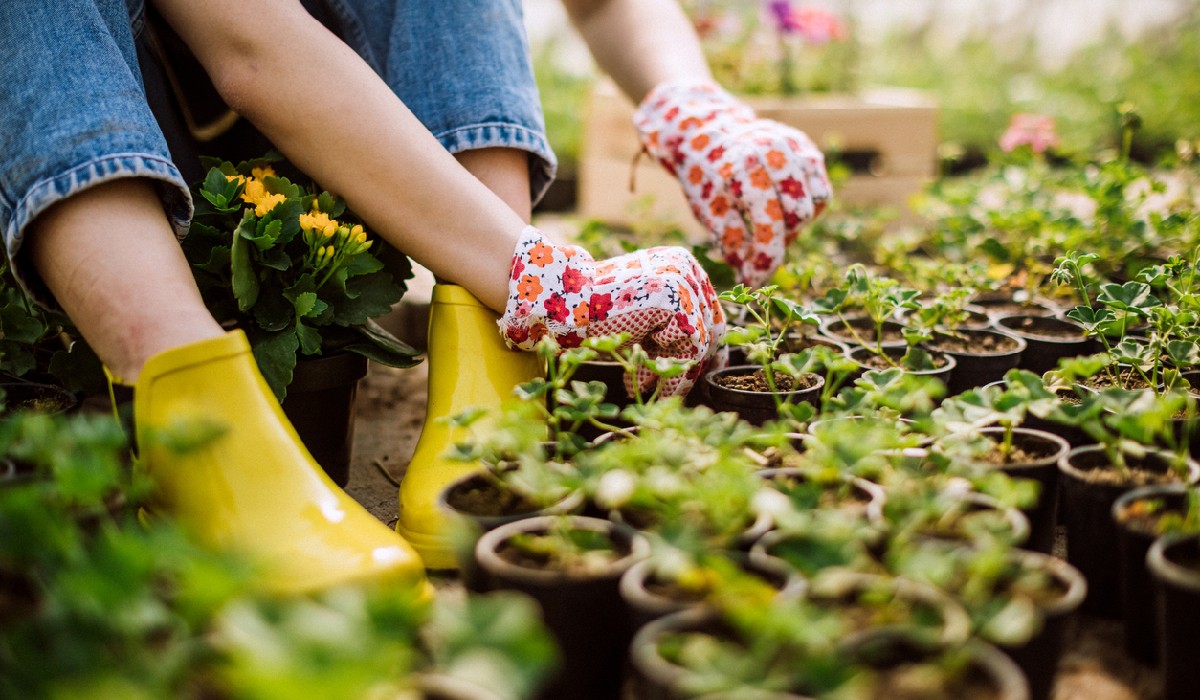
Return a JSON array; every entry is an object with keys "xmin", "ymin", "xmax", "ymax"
[
  {"xmin": 151, "ymin": 0, "xmax": 524, "ymax": 311},
  {"xmin": 562, "ymin": 0, "xmax": 712, "ymax": 104}
]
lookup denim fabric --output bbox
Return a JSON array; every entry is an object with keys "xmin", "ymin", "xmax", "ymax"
[
  {"xmin": 327, "ymin": 0, "xmax": 557, "ymax": 202},
  {"xmin": 0, "ymin": 0, "xmax": 192, "ymax": 305},
  {"xmin": 0, "ymin": 0, "xmax": 553, "ymax": 305}
]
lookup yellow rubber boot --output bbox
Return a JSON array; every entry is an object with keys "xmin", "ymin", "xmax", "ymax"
[
  {"xmin": 396, "ymin": 284, "xmax": 541, "ymax": 569},
  {"xmin": 133, "ymin": 330, "xmax": 428, "ymax": 596}
]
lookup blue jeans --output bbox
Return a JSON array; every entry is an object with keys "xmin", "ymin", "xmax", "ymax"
[{"xmin": 0, "ymin": 0, "xmax": 554, "ymax": 304}]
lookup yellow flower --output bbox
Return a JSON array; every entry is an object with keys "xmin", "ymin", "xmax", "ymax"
[
  {"xmin": 251, "ymin": 165, "xmax": 276, "ymax": 180},
  {"xmin": 299, "ymin": 210, "xmax": 334, "ymax": 233},
  {"xmin": 241, "ymin": 178, "xmax": 266, "ymax": 205},
  {"xmin": 321, "ymin": 221, "xmax": 337, "ymax": 239},
  {"xmin": 255, "ymin": 193, "xmax": 286, "ymax": 217},
  {"xmin": 225, "ymin": 174, "xmax": 246, "ymax": 185}
]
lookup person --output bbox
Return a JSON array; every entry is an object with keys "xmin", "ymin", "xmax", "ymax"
[{"xmin": 0, "ymin": 0, "xmax": 829, "ymax": 589}]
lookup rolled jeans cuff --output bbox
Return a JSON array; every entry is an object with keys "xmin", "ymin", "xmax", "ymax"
[
  {"xmin": 435, "ymin": 122, "xmax": 558, "ymax": 208},
  {"xmin": 3, "ymin": 153, "xmax": 193, "ymax": 308}
]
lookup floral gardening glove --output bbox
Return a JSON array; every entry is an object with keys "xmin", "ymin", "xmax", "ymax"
[
  {"xmin": 498, "ymin": 227, "xmax": 725, "ymax": 397},
  {"xmin": 634, "ymin": 80, "xmax": 832, "ymax": 288}
]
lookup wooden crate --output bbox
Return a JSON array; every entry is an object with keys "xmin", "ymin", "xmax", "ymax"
[{"xmin": 578, "ymin": 80, "xmax": 939, "ymax": 238}]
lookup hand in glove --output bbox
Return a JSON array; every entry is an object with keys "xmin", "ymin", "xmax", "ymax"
[
  {"xmin": 498, "ymin": 227, "xmax": 724, "ymax": 397},
  {"xmin": 634, "ymin": 80, "xmax": 832, "ymax": 288}
]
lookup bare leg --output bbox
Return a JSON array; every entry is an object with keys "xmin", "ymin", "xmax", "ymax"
[
  {"xmin": 26, "ymin": 178, "xmax": 224, "ymax": 382},
  {"xmin": 454, "ymin": 147, "xmax": 533, "ymax": 224}
]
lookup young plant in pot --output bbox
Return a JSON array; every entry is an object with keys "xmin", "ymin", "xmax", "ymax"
[
  {"xmin": 186, "ymin": 157, "xmax": 420, "ymax": 484},
  {"xmin": 886, "ymin": 536, "xmax": 1086, "ymax": 700},
  {"xmin": 473, "ymin": 514, "xmax": 649, "ymax": 700},
  {"xmin": 705, "ymin": 285, "xmax": 825, "ymax": 425},
  {"xmin": 1055, "ymin": 385, "xmax": 1199, "ymax": 617},
  {"xmin": 922, "ymin": 326, "xmax": 1027, "ymax": 398},
  {"xmin": 933, "ymin": 370, "xmax": 1071, "ymax": 553},
  {"xmin": 840, "ymin": 288, "xmax": 963, "ymax": 385},
  {"xmin": 1112, "ymin": 481, "xmax": 1199, "ymax": 664},
  {"xmin": 812, "ymin": 264, "xmax": 917, "ymax": 353},
  {"xmin": 1146, "ymin": 525, "xmax": 1200, "ymax": 700},
  {"xmin": 575, "ymin": 397, "xmax": 772, "ymax": 550}
]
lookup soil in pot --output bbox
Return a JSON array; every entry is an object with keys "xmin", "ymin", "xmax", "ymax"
[
  {"xmin": 820, "ymin": 315, "xmax": 908, "ymax": 350},
  {"xmin": 440, "ymin": 471, "xmax": 582, "ymax": 591},
  {"xmin": 994, "ymin": 315, "xmax": 1098, "ymax": 376},
  {"xmin": 619, "ymin": 551, "xmax": 804, "ymax": 630},
  {"xmin": 848, "ymin": 632, "xmax": 1030, "ymax": 700},
  {"xmin": 1146, "ymin": 533, "xmax": 1200, "ymax": 700},
  {"xmin": 757, "ymin": 466, "xmax": 887, "ymax": 526},
  {"xmin": 703, "ymin": 366, "xmax": 824, "ymax": 426},
  {"xmin": 1111, "ymin": 484, "xmax": 1189, "ymax": 664},
  {"xmin": 474, "ymin": 515, "xmax": 649, "ymax": 700},
  {"xmin": 970, "ymin": 292, "xmax": 1059, "ymax": 320},
  {"xmin": 925, "ymin": 329, "xmax": 1026, "ymax": 397},
  {"xmin": 846, "ymin": 346, "xmax": 956, "ymax": 389},
  {"xmin": 965, "ymin": 428, "xmax": 1070, "ymax": 554},
  {"xmin": 1059, "ymin": 445, "xmax": 1197, "ymax": 618}
]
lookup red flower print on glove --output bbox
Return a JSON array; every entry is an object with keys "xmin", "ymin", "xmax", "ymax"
[
  {"xmin": 634, "ymin": 80, "xmax": 832, "ymax": 288},
  {"xmin": 498, "ymin": 227, "xmax": 725, "ymax": 397}
]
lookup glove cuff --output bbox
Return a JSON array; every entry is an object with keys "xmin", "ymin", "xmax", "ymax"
[
  {"xmin": 498, "ymin": 226, "xmax": 596, "ymax": 350},
  {"xmin": 633, "ymin": 80, "xmax": 756, "ymax": 159}
]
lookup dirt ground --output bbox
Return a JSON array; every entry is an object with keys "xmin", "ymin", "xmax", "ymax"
[{"xmin": 345, "ymin": 351, "xmax": 1163, "ymax": 700}]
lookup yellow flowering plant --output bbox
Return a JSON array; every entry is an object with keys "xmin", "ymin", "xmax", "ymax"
[{"xmin": 185, "ymin": 155, "xmax": 419, "ymax": 400}]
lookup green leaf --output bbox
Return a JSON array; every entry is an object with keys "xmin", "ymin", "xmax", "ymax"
[
  {"xmin": 231, "ymin": 216, "xmax": 260, "ymax": 312},
  {"xmin": 316, "ymin": 191, "xmax": 346, "ymax": 218},
  {"xmin": 195, "ymin": 245, "xmax": 232, "ymax": 275},
  {"xmin": 293, "ymin": 292, "xmax": 320, "ymax": 319},
  {"xmin": 295, "ymin": 319, "xmax": 323, "ymax": 356},
  {"xmin": 249, "ymin": 328, "xmax": 299, "ymax": 401},
  {"xmin": 1097, "ymin": 282, "xmax": 1161, "ymax": 313},
  {"xmin": 329, "ymin": 271, "xmax": 405, "ymax": 326}
]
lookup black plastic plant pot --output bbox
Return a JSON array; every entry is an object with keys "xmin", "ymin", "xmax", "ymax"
[
  {"xmin": 818, "ymin": 314, "xmax": 907, "ymax": 350},
  {"xmin": 970, "ymin": 291, "xmax": 1060, "ymax": 320},
  {"xmin": 618, "ymin": 551, "xmax": 805, "ymax": 631},
  {"xmin": 627, "ymin": 609, "xmax": 744, "ymax": 700},
  {"xmin": 702, "ymin": 366, "xmax": 824, "ymax": 426},
  {"xmin": 846, "ymin": 631, "xmax": 1030, "ymax": 700},
  {"xmin": 925, "ymin": 329, "xmax": 1027, "ymax": 397},
  {"xmin": 438, "ymin": 471, "xmax": 585, "ymax": 592},
  {"xmin": 1111, "ymin": 483, "xmax": 1189, "ymax": 664},
  {"xmin": 1147, "ymin": 532, "xmax": 1200, "ymax": 700},
  {"xmin": 994, "ymin": 314, "xmax": 1098, "ymax": 376},
  {"xmin": 996, "ymin": 551, "xmax": 1087, "ymax": 700},
  {"xmin": 845, "ymin": 345, "xmax": 956, "ymax": 388},
  {"xmin": 968, "ymin": 427, "xmax": 1070, "ymax": 555},
  {"xmin": 1016, "ymin": 386, "xmax": 1092, "ymax": 450},
  {"xmin": 809, "ymin": 571, "xmax": 973, "ymax": 648},
  {"xmin": 756, "ymin": 466, "xmax": 888, "ymax": 527},
  {"xmin": 1058, "ymin": 445, "xmax": 1199, "ymax": 618},
  {"xmin": 474, "ymin": 515, "xmax": 649, "ymax": 700},
  {"xmin": 280, "ymin": 351, "xmax": 369, "ymax": 487}
]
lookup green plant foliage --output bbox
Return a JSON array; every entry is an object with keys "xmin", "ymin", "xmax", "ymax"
[{"xmin": 187, "ymin": 155, "xmax": 420, "ymax": 400}]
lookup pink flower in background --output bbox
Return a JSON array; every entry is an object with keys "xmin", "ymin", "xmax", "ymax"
[
  {"xmin": 999, "ymin": 113, "xmax": 1060, "ymax": 154},
  {"xmin": 766, "ymin": 1, "xmax": 847, "ymax": 44}
]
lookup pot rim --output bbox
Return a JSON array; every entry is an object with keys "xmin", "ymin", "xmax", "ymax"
[
  {"xmin": 702, "ymin": 365, "xmax": 826, "ymax": 398},
  {"xmin": 437, "ymin": 469, "xmax": 585, "ymax": 528},
  {"xmin": 1147, "ymin": 531, "xmax": 1200, "ymax": 593},
  {"xmin": 964, "ymin": 426, "xmax": 1072, "ymax": 469},
  {"xmin": 474, "ymin": 514, "xmax": 649, "ymax": 583},
  {"xmin": 845, "ymin": 345, "xmax": 958, "ymax": 376},
  {"xmin": 1111, "ymin": 482, "xmax": 1191, "ymax": 529},
  {"xmin": 1058, "ymin": 444, "xmax": 1200, "ymax": 486},
  {"xmin": 926, "ymin": 328, "xmax": 1028, "ymax": 358},
  {"xmin": 1009, "ymin": 549, "xmax": 1089, "ymax": 618},
  {"xmin": 993, "ymin": 314, "xmax": 1089, "ymax": 342}
]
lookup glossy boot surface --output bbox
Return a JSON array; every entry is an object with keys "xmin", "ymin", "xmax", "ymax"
[
  {"xmin": 133, "ymin": 330, "xmax": 428, "ymax": 596},
  {"xmin": 396, "ymin": 284, "xmax": 541, "ymax": 569}
]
